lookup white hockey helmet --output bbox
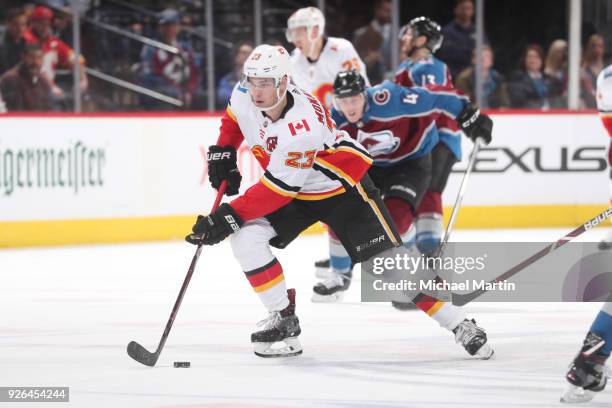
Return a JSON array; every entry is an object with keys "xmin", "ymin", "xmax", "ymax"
[
  {"xmin": 285, "ymin": 6, "xmax": 325, "ymax": 42},
  {"xmin": 242, "ymin": 44, "xmax": 291, "ymax": 87},
  {"xmin": 242, "ymin": 44, "xmax": 292, "ymax": 111}
]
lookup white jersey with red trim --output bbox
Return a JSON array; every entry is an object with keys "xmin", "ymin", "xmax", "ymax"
[
  {"xmin": 217, "ymin": 83, "xmax": 373, "ymax": 222},
  {"xmin": 597, "ymin": 64, "xmax": 612, "ymax": 137},
  {"xmin": 596, "ymin": 64, "xmax": 612, "ymax": 218},
  {"xmin": 290, "ymin": 37, "xmax": 369, "ymax": 108}
]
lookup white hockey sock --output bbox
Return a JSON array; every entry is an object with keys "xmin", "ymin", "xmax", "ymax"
[
  {"xmin": 231, "ymin": 219, "xmax": 289, "ymax": 312},
  {"xmin": 428, "ymin": 303, "xmax": 467, "ymax": 332}
]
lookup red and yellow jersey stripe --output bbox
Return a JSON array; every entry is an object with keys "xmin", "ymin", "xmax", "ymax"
[
  {"xmin": 315, "ymin": 140, "xmax": 373, "ymax": 188},
  {"xmin": 230, "ymin": 171, "xmax": 298, "ymax": 221},
  {"xmin": 244, "ymin": 258, "xmax": 285, "ymax": 293}
]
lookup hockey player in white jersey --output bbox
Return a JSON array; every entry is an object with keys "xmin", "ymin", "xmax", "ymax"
[
  {"xmin": 286, "ymin": 6, "xmax": 369, "ymax": 108},
  {"xmin": 186, "ymin": 43, "xmax": 400, "ymax": 357},
  {"xmin": 596, "ymin": 64, "xmax": 612, "ymax": 250},
  {"xmin": 185, "ymin": 44, "xmax": 493, "ymax": 360}
]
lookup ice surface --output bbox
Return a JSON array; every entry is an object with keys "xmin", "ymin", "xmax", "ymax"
[{"xmin": 1, "ymin": 228, "xmax": 611, "ymax": 408}]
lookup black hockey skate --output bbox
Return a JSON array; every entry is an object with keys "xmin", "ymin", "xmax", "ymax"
[
  {"xmin": 453, "ymin": 319, "xmax": 494, "ymax": 359},
  {"xmin": 314, "ymin": 258, "xmax": 354, "ymax": 279},
  {"xmin": 251, "ymin": 288, "xmax": 302, "ymax": 358},
  {"xmin": 312, "ymin": 270, "xmax": 352, "ymax": 302},
  {"xmin": 561, "ymin": 332, "xmax": 609, "ymax": 403}
]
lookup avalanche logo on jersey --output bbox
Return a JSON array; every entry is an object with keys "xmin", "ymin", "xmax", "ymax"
[
  {"xmin": 356, "ymin": 129, "xmax": 401, "ymax": 156},
  {"xmin": 373, "ymin": 89, "xmax": 391, "ymax": 106}
]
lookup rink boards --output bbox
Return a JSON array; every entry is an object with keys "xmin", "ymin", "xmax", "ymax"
[{"xmin": 0, "ymin": 111, "xmax": 609, "ymax": 247}]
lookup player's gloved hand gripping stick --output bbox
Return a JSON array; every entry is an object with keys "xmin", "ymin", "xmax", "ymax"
[{"xmin": 127, "ymin": 181, "xmax": 228, "ymax": 367}]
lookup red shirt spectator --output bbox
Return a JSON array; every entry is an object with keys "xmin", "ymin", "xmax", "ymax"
[{"xmin": 23, "ymin": 6, "xmax": 87, "ymax": 96}]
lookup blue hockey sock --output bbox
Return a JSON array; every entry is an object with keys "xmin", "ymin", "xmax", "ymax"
[
  {"xmin": 590, "ymin": 309, "xmax": 612, "ymax": 356},
  {"xmin": 329, "ymin": 234, "xmax": 352, "ymax": 274}
]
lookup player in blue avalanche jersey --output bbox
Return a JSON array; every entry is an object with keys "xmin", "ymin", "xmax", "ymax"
[
  {"xmin": 395, "ymin": 17, "xmax": 465, "ymax": 261},
  {"xmin": 312, "ymin": 69, "xmax": 492, "ymax": 303}
]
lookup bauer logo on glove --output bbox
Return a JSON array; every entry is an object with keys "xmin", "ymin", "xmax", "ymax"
[{"xmin": 207, "ymin": 145, "xmax": 242, "ymax": 196}]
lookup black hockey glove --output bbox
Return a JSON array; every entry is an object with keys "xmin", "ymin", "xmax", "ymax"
[
  {"xmin": 185, "ymin": 203, "xmax": 243, "ymax": 246},
  {"xmin": 207, "ymin": 145, "xmax": 242, "ymax": 196},
  {"xmin": 457, "ymin": 103, "xmax": 493, "ymax": 145}
]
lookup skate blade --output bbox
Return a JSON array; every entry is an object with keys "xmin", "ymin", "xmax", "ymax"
[
  {"xmin": 315, "ymin": 267, "xmax": 330, "ymax": 279},
  {"xmin": 560, "ymin": 385, "xmax": 596, "ymax": 403},
  {"xmin": 253, "ymin": 337, "xmax": 303, "ymax": 358},
  {"xmin": 311, "ymin": 291, "xmax": 344, "ymax": 303},
  {"xmin": 474, "ymin": 343, "xmax": 494, "ymax": 360}
]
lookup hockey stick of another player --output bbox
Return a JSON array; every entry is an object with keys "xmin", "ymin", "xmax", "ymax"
[
  {"xmin": 127, "ymin": 181, "xmax": 227, "ymax": 367},
  {"xmin": 452, "ymin": 207, "xmax": 612, "ymax": 306},
  {"xmin": 435, "ymin": 138, "xmax": 482, "ymax": 259}
]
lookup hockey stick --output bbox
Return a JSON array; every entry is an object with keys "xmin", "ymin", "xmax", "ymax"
[
  {"xmin": 127, "ymin": 181, "xmax": 227, "ymax": 366},
  {"xmin": 435, "ymin": 138, "xmax": 482, "ymax": 259},
  {"xmin": 452, "ymin": 207, "xmax": 612, "ymax": 306}
]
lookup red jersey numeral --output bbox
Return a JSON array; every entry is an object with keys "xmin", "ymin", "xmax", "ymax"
[{"xmin": 285, "ymin": 150, "xmax": 316, "ymax": 169}]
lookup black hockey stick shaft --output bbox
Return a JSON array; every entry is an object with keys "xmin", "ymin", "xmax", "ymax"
[
  {"xmin": 452, "ymin": 207, "xmax": 612, "ymax": 306},
  {"xmin": 128, "ymin": 181, "xmax": 227, "ymax": 366},
  {"xmin": 154, "ymin": 181, "xmax": 227, "ymax": 353}
]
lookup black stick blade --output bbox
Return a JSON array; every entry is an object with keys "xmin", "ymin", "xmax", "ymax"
[{"xmin": 127, "ymin": 341, "xmax": 158, "ymax": 366}]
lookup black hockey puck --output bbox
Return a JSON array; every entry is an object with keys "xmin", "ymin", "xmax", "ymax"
[{"xmin": 173, "ymin": 361, "xmax": 190, "ymax": 368}]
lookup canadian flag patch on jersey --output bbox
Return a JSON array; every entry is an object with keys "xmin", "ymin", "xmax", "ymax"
[{"xmin": 288, "ymin": 119, "xmax": 310, "ymax": 136}]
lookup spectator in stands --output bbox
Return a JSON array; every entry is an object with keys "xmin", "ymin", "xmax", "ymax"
[
  {"xmin": 455, "ymin": 45, "xmax": 508, "ymax": 108},
  {"xmin": 438, "ymin": 0, "xmax": 487, "ymax": 78},
  {"xmin": 353, "ymin": 0, "xmax": 392, "ymax": 84},
  {"xmin": 0, "ymin": 44, "xmax": 53, "ymax": 111},
  {"xmin": 24, "ymin": 5, "xmax": 88, "ymax": 99},
  {"xmin": 544, "ymin": 39, "xmax": 568, "ymax": 108},
  {"xmin": 0, "ymin": 8, "xmax": 28, "ymax": 75},
  {"xmin": 580, "ymin": 34, "xmax": 605, "ymax": 108},
  {"xmin": 217, "ymin": 42, "xmax": 253, "ymax": 106},
  {"xmin": 140, "ymin": 8, "xmax": 201, "ymax": 111},
  {"xmin": 507, "ymin": 44, "xmax": 563, "ymax": 109},
  {"xmin": 544, "ymin": 40, "xmax": 568, "ymax": 90}
]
